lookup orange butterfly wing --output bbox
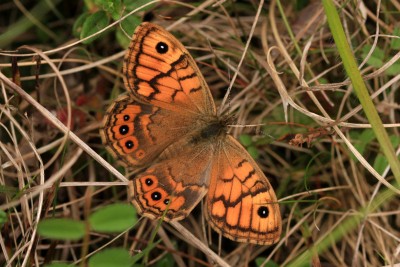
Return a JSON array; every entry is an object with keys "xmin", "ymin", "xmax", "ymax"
[
  {"xmin": 101, "ymin": 95, "xmax": 195, "ymax": 167},
  {"xmin": 206, "ymin": 136, "xmax": 282, "ymax": 245},
  {"xmin": 123, "ymin": 22, "xmax": 216, "ymax": 115},
  {"xmin": 128, "ymin": 136, "xmax": 215, "ymax": 221}
]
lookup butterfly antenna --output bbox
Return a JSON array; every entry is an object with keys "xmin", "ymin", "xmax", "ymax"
[{"xmin": 219, "ymin": 3, "xmax": 262, "ymax": 115}]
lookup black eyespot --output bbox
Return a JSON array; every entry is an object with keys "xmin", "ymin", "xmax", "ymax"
[
  {"xmin": 145, "ymin": 178, "xmax": 153, "ymax": 186},
  {"xmin": 151, "ymin": 191, "xmax": 161, "ymax": 201},
  {"xmin": 164, "ymin": 199, "xmax": 169, "ymax": 205},
  {"xmin": 123, "ymin": 115, "xmax": 130, "ymax": 121},
  {"xmin": 119, "ymin": 125, "xmax": 129, "ymax": 135},
  {"xmin": 257, "ymin": 206, "xmax": 269, "ymax": 218},
  {"xmin": 156, "ymin": 42, "xmax": 168, "ymax": 54},
  {"xmin": 125, "ymin": 140, "xmax": 134, "ymax": 149}
]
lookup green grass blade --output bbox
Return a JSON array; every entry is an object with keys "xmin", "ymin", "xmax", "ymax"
[{"xmin": 322, "ymin": 0, "xmax": 400, "ymax": 183}]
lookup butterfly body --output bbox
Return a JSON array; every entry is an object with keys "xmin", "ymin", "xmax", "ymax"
[
  {"xmin": 101, "ymin": 22, "xmax": 281, "ymax": 245},
  {"xmin": 191, "ymin": 116, "xmax": 228, "ymax": 143}
]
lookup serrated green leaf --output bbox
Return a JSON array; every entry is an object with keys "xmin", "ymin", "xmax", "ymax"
[
  {"xmin": 38, "ymin": 218, "xmax": 85, "ymax": 240},
  {"xmin": 89, "ymin": 248, "xmax": 133, "ymax": 267},
  {"xmin": 80, "ymin": 11, "xmax": 110, "ymax": 44},
  {"xmin": 89, "ymin": 203, "xmax": 136, "ymax": 233},
  {"xmin": 390, "ymin": 27, "xmax": 400, "ymax": 50},
  {"xmin": 95, "ymin": 0, "xmax": 122, "ymax": 20}
]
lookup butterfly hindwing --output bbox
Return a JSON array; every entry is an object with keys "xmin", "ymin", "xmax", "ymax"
[
  {"xmin": 129, "ymin": 137, "xmax": 214, "ymax": 221},
  {"xmin": 206, "ymin": 136, "xmax": 282, "ymax": 245}
]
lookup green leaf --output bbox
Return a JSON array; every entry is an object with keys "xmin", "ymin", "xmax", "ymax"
[
  {"xmin": 116, "ymin": 30, "xmax": 130, "ymax": 49},
  {"xmin": 95, "ymin": 0, "xmax": 122, "ymax": 20},
  {"xmin": 116, "ymin": 15, "xmax": 141, "ymax": 48},
  {"xmin": 73, "ymin": 12, "xmax": 90, "ymax": 38},
  {"xmin": 239, "ymin": 134, "xmax": 253, "ymax": 146},
  {"xmin": 121, "ymin": 14, "xmax": 141, "ymax": 37},
  {"xmin": 0, "ymin": 210, "xmax": 7, "ymax": 227},
  {"xmin": 361, "ymin": 45, "xmax": 384, "ymax": 68},
  {"xmin": 247, "ymin": 146, "xmax": 260, "ymax": 160},
  {"xmin": 38, "ymin": 218, "xmax": 85, "ymax": 240},
  {"xmin": 89, "ymin": 248, "xmax": 133, "ymax": 267},
  {"xmin": 239, "ymin": 135, "xmax": 261, "ymax": 159},
  {"xmin": 89, "ymin": 203, "xmax": 137, "ymax": 233},
  {"xmin": 80, "ymin": 11, "xmax": 110, "ymax": 44},
  {"xmin": 155, "ymin": 253, "xmax": 175, "ymax": 267},
  {"xmin": 125, "ymin": 0, "xmax": 155, "ymax": 13},
  {"xmin": 390, "ymin": 27, "xmax": 400, "ymax": 50},
  {"xmin": 353, "ymin": 129, "xmax": 376, "ymax": 159},
  {"xmin": 373, "ymin": 135, "xmax": 400, "ymax": 174},
  {"xmin": 385, "ymin": 62, "xmax": 400, "ymax": 76}
]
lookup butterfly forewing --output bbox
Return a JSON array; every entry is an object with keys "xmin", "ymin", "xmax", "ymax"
[
  {"xmin": 101, "ymin": 95, "xmax": 194, "ymax": 167},
  {"xmin": 124, "ymin": 23, "xmax": 216, "ymax": 116}
]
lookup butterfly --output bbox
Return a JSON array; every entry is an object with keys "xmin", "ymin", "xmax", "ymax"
[{"xmin": 100, "ymin": 22, "xmax": 281, "ymax": 245}]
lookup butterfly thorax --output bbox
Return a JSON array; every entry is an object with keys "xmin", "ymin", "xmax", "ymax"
[{"xmin": 190, "ymin": 116, "xmax": 228, "ymax": 145}]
